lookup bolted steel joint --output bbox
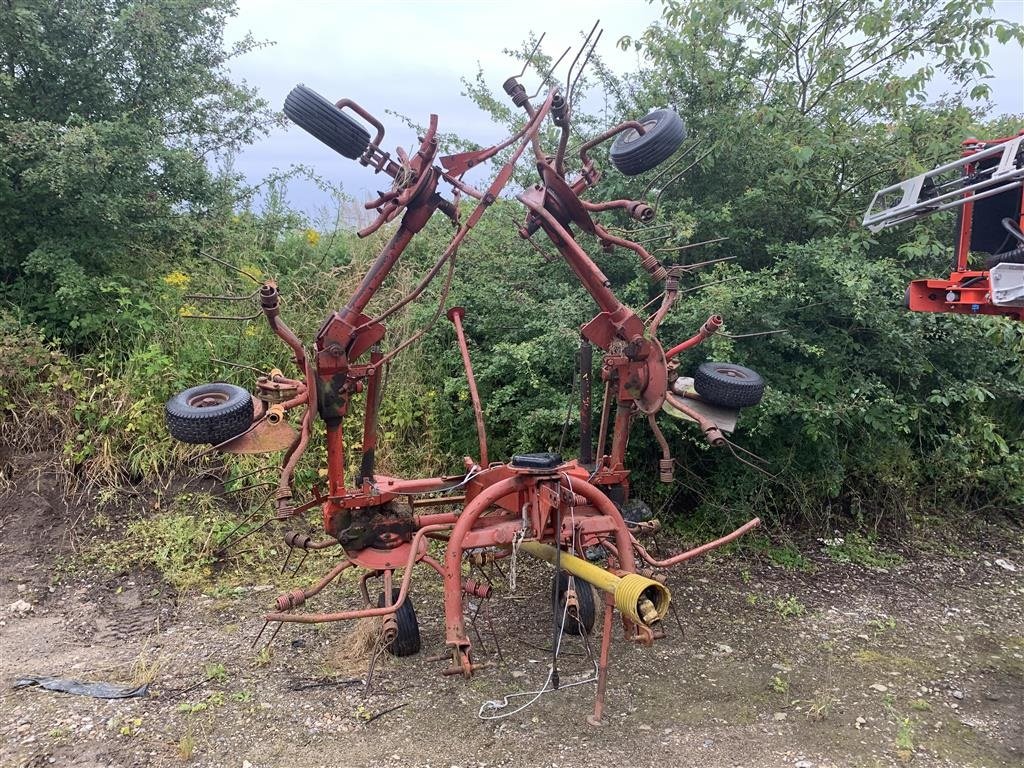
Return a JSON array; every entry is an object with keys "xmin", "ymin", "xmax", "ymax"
[{"xmin": 628, "ymin": 202, "xmax": 655, "ymax": 223}]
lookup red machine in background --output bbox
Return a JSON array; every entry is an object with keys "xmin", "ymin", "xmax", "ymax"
[
  {"xmin": 165, "ymin": 34, "xmax": 767, "ymax": 724},
  {"xmin": 863, "ymin": 130, "xmax": 1024, "ymax": 320}
]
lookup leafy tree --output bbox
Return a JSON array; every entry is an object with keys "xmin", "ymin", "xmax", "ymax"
[
  {"xmin": 0, "ymin": 0, "xmax": 276, "ymax": 344},
  {"xmin": 454, "ymin": 0, "xmax": 1024, "ymax": 528}
]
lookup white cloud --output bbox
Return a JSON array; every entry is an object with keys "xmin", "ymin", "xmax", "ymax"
[{"xmin": 223, "ymin": 0, "xmax": 1024, "ymax": 216}]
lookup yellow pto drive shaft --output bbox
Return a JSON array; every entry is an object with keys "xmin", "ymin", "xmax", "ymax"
[{"xmin": 518, "ymin": 541, "xmax": 671, "ymax": 626}]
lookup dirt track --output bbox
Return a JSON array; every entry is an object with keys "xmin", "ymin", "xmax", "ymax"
[{"xmin": 0, "ymin": 463, "xmax": 1021, "ymax": 768}]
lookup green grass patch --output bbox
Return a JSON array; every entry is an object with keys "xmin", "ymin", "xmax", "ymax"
[
  {"xmin": 83, "ymin": 492, "xmax": 279, "ymax": 592},
  {"xmin": 823, "ymin": 532, "xmax": 903, "ymax": 568}
]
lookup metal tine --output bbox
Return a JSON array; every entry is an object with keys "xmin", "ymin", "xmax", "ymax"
[
  {"xmin": 214, "ymin": 506, "xmax": 275, "ymax": 555},
  {"xmin": 724, "ymin": 439, "xmax": 777, "ymax": 478},
  {"xmin": 721, "ymin": 329, "xmax": 788, "ymax": 340},
  {"xmin": 190, "ymin": 413, "xmax": 270, "ymax": 462},
  {"xmin": 281, "ymin": 547, "xmax": 294, "ymax": 574},
  {"xmin": 263, "ymin": 620, "xmax": 285, "ymax": 651},
  {"xmin": 653, "ymin": 147, "xmax": 714, "ymax": 211},
  {"xmin": 668, "ymin": 600, "xmax": 687, "ymax": 637},
  {"xmin": 514, "ymin": 32, "xmax": 546, "ymax": 79},
  {"xmin": 251, "ymin": 620, "xmax": 270, "ymax": 649},
  {"xmin": 725, "ymin": 437, "xmax": 771, "ymax": 465},
  {"xmin": 185, "ymin": 288, "xmax": 260, "ymax": 302},
  {"xmin": 211, "ymin": 358, "xmax": 272, "ymax": 377},
  {"xmin": 221, "ymin": 481, "xmax": 275, "ymax": 497},
  {"xmin": 635, "ymin": 230, "xmax": 675, "ymax": 248},
  {"xmin": 220, "ymin": 463, "xmax": 277, "ymax": 487},
  {"xmin": 219, "ymin": 514, "xmax": 275, "ymax": 552},
  {"xmin": 201, "ymin": 252, "xmax": 263, "ymax": 285},
  {"xmin": 528, "ymin": 45, "xmax": 572, "ymax": 100},
  {"xmin": 568, "ymin": 27, "xmax": 603, "ymax": 109},
  {"xmin": 482, "ymin": 598, "xmax": 506, "ymax": 665},
  {"xmin": 641, "ymin": 140, "xmax": 700, "ymax": 198},
  {"xmin": 213, "ymin": 490, "xmax": 274, "ymax": 551},
  {"xmin": 469, "ymin": 600, "xmax": 488, "ymax": 655},
  {"xmin": 565, "ymin": 20, "xmax": 600, "ymax": 100},
  {"xmin": 502, "ymin": 210, "xmax": 559, "ymax": 262},
  {"xmin": 181, "ymin": 311, "xmax": 261, "ymax": 321},
  {"xmin": 293, "ymin": 551, "xmax": 309, "ymax": 575},
  {"xmin": 678, "ymin": 274, "xmax": 748, "ymax": 295},
  {"xmin": 667, "ymin": 255, "xmax": 737, "ymax": 275},
  {"xmin": 657, "ymin": 237, "xmax": 731, "ymax": 255},
  {"xmin": 605, "ymin": 221, "xmax": 674, "ymax": 237}
]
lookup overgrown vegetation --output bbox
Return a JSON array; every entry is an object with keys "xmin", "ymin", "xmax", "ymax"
[{"xmin": 1, "ymin": 0, "xmax": 1022, "ymax": 592}]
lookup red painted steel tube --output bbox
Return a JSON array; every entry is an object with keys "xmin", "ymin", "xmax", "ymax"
[
  {"xmin": 447, "ymin": 307, "xmax": 488, "ymax": 466},
  {"xmin": 608, "ymin": 404, "xmax": 633, "ymax": 471},
  {"xmin": 362, "ymin": 94, "xmax": 555, "ymax": 333},
  {"xmin": 581, "ymin": 198, "xmax": 641, "ymax": 213},
  {"xmin": 419, "ymin": 553, "xmax": 446, "ymax": 579},
  {"xmin": 559, "ymin": 477, "xmax": 637, "ymax": 573},
  {"xmin": 579, "ymin": 339, "xmax": 593, "ymax": 466},
  {"xmin": 595, "ymin": 380, "xmax": 612, "ymax": 462},
  {"xmin": 665, "ymin": 314, "xmax": 723, "ymax": 359},
  {"xmin": 664, "ymin": 392, "xmax": 726, "ymax": 447},
  {"xmin": 443, "ymin": 477, "xmax": 525, "ymax": 649},
  {"xmin": 517, "ymin": 195, "xmax": 630, "ymax": 323},
  {"xmin": 264, "ymin": 523, "xmax": 449, "ymax": 623},
  {"xmin": 274, "ymin": 559, "xmax": 354, "ymax": 612},
  {"xmin": 413, "ymin": 511, "xmax": 461, "ymax": 528},
  {"xmin": 275, "ymin": 361, "xmax": 315, "ymax": 516},
  {"xmin": 631, "ymin": 517, "xmax": 761, "ymax": 569},
  {"xmin": 358, "ymin": 348, "xmax": 383, "ymax": 481},
  {"xmin": 647, "ymin": 413, "xmax": 672, "ymax": 482},
  {"xmin": 325, "ymin": 422, "xmax": 346, "ymax": 497},
  {"xmin": 648, "ymin": 277, "xmax": 679, "ymax": 339},
  {"xmin": 335, "ymin": 98, "xmax": 385, "ymax": 148},
  {"xmin": 439, "ymin": 90, "xmax": 554, "ymax": 177},
  {"xmin": 260, "ymin": 282, "xmax": 307, "ymax": 370},
  {"xmin": 593, "ymin": 222, "xmax": 665, "ymax": 281},
  {"xmin": 259, "ymin": 281, "xmax": 317, "ymax": 512},
  {"xmin": 342, "ymin": 225, "xmax": 418, "ymax": 320}
]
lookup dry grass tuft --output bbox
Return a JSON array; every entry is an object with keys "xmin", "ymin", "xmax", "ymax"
[{"xmin": 327, "ymin": 617, "xmax": 384, "ymax": 676}]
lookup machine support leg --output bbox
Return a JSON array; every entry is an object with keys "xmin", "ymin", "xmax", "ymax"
[
  {"xmin": 579, "ymin": 338, "xmax": 593, "ymax": 466},
  {"xmin": 588, "ymin": 590, "xmax": 615, "ymax": 726}
]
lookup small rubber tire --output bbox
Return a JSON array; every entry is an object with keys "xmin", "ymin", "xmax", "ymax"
[
  {"xmin": 986, "ymin": 246, "xmax": 1024, "ymax": 268},
  {"xmin": 553, "ymin": 572, "xmax": 596, "ymax": 636},
  {"xmin": 693, "ymin": 362, "xmax": 765, "ymax": 409},
  {"xmin": 165, "ymin": 383, "xmax": 253, "ymax": 445},
  {"xmin": 283, "ymin": 84, "xmax": 372, "ymax": 160},
  {"xmin": 609, "ymin": 108, "xmax": 687, "ymax": 176},
  {"xmin": 377, "ymin": 588, "xmax": 421, "ymax": 657}
]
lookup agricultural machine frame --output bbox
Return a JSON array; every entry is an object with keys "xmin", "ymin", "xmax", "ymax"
[
  {"xmin": 167, "ymin": 32, "xmax": 766, "ymax": 724},
  {"xmin": 863, "ymin": 130, "xmax": 1024, "ymax": 320}
]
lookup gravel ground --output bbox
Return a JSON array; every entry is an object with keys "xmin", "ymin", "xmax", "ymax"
[{"xmin": 1, "ymin": 460, "xmax": 1021, "ymax": 768}]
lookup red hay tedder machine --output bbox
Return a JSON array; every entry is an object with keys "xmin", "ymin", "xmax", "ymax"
[
  {"xmin": 863, "ymin": 130, "xmax": 1024, "ymax": 320},
  {"xmin": 165, "ymin": 33, "xmax": 767, "ymax": 723}
]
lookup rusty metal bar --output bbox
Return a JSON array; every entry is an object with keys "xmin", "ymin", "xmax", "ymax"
[
  {"xmin": 664, "ymin": 314, "xmax": 722, "ymax": 359},
  {"xmin": 631, "ymin": 517, "xmax": 762, "ymax": 569},
  {"xmin": 447, "ymin": 306, "xmax": 488, "ymax": 466},
  {"xmin": 579, "ymin": 339, "xmax": 593, "ymax": 466},
  {"xmin": 264, "ymin": 524, "xmax": 449, "ymax": 623}
]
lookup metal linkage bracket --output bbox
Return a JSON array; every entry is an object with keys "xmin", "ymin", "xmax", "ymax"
[
  {"xmin": 991, "ymin": 263, "xmax": 1024, "ymax": 307},
  {"xmin": 863, "ymin": 136, "xmax": 1024, "ymax": 233}
]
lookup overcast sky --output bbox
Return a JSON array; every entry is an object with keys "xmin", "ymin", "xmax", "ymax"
[{"xmin": 222, "ymin": 0, "xmax": 1024, "ymax": 219}]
